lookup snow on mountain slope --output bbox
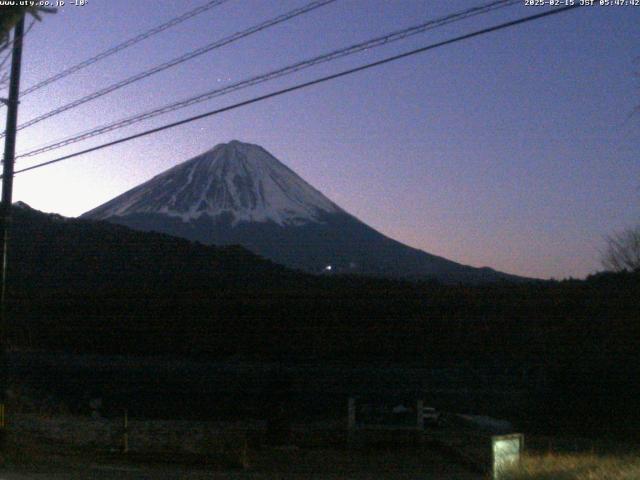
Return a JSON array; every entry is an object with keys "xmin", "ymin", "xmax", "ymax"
[
  {"xmin": 83, "ymin": 140, "xmax": 529, "ymax": 283},
  {"xmin": 85, "ymin": 140, "xmax": 342, "ymax": 226}
]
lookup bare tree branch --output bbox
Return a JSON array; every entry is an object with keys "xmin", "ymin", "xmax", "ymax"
[{"xmin": 601, "ymin": 226, "xmax": 640, "ymax": 272}]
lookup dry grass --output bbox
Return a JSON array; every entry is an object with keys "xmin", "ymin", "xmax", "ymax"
[{"xmin": 502, "ymin": 452, "xmax": 640, "ymax": 480}]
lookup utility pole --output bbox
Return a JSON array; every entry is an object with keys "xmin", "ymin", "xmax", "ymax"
[{"xmin": 0, "ymin": 14, "xmax": 25, "ymax": 448}]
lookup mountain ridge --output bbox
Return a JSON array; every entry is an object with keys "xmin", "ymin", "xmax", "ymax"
[
  {"xmin": 84, "ymin": 140, "xmax": 342, "ymax": 226},
  {"xmin": 82, "ymin": 140, "xmax": 530, "ymax": 283}
]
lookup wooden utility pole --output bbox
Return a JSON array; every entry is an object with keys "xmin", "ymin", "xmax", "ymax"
[{"xmin": 0, "ymin": 14, "xmax": 25, "ymax": 447}]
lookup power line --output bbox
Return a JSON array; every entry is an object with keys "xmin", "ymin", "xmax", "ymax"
[
  {"xmin": 18, "ymin": 0, "xmax": 231, "ymax": 98},
  {"xmin": 5, "ymin": 0, "xmax": 336, "ymax": 138},
  {"xmin": 16, "ymin": 0, "xmax": 519, "ymax": 159},
  {"xmin": 9, "ymin": 4, "xmax": 581, "ymax": 178}
]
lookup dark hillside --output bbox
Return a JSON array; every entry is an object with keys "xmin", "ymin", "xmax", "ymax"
[{"xmin": 5, "ymin": 204, "xmax": 640, "ymax": 436}]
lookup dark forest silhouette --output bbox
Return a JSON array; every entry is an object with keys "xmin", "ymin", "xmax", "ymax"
[{"xmin": 7, "ymin": 204, "xmax": 640, "ymax": 437}]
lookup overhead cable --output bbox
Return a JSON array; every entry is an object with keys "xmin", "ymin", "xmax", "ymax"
[
  {"xmin": 5, "ymin": 0, "xmax": 336, "ymax": 137},
  {"xmin": 19, "ymin": 0, "xmax": 232, "ymax": 97},
  {"xmin": 9, "ymin": 4, "xmax": 581, "ymax": 177},
  {"xmin": 16, "ymin": 0, "xmax": 519, "ymax": 158}
]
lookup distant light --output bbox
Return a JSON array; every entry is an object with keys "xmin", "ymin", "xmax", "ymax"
[{"xmin": 325, "ymin": 265, "xmax": 332, "ymax": 271}]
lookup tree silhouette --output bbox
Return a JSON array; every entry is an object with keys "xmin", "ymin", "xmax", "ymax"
[{"xmin": 601, "ymin": 225, "xmax": 640, "ymax": 272}]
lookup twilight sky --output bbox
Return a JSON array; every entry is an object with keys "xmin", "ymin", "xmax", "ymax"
[{"xmin": 5, "ymin": 0, "xmax": 640, "ymax": 280}]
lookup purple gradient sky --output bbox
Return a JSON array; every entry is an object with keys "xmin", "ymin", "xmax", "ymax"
[{"xmin": 6, "ymin": 0, "xmax": 640, "ymax": 279}]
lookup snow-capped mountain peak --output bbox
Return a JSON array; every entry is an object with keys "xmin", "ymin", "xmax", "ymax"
[
  {"xmin": 83, "ymin": 139, "xmax": 526, "ymax": 283},
  {"xmin": 84, "ymin": 140, "xmax": 342, "ymax": 226}
]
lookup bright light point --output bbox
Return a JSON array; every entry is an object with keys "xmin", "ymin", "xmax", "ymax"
[{"xmin": 325, "ymin": 265, "xmax": 332, "ymax": 271}]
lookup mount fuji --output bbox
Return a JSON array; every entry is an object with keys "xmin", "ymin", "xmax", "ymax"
[{"xmin": 83, "ymin": 140, "xmax": 523, "ymax": 283}]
